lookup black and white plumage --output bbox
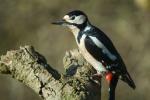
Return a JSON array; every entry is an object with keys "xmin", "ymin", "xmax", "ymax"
[{"xmin": 52, "ymin": 10, "xmax": 136, "ymax": 100}]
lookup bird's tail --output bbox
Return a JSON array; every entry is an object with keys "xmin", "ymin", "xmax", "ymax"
[{"xmin": 121, "ymin": 72, "xmax": 136, "ymax": 89}]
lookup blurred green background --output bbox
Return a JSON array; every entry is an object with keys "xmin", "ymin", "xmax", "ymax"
[{"xmin": 0, "ymin": 0, "xmax": 150, "ymax": 100}]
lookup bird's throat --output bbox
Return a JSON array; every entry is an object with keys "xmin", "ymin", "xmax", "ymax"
[{"xmin": 69, "ymin": 26, "xmax": 80, "ymax": 38}]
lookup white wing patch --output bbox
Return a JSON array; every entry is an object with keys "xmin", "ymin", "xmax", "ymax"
[
  {"xmin": 84, "ymin": 26, "xmax": 91, "ymax": 32},
  {"xmin": 89, "ymin": 36, "xmax": 117, "ymax": 61},
  {"xmin": 77, "ymin": 34, "xmax": 107, "ymax": 73}
]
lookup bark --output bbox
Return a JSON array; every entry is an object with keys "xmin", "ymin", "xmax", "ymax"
[{"xmin": 0, "ymin": 46, "xmax": 101, "ymax": 100}]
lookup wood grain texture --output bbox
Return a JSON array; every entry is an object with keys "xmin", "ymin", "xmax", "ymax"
[{"xmin": 0, "ymin": 46, "xmax": 101, "ymax": 100}]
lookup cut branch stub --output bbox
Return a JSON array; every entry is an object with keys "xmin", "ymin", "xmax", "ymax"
[
  {"xmin": 0, "ymin": 46, "xmax": 101, "ymax": 100},
  {"xmin": 62, "ymin": 49, "xmax": 101, "ymax": 100}
]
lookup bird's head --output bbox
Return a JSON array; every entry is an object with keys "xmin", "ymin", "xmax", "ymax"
[{"xmin": 52, "ymin": 10, "xmax": 90, "ymax": 33}]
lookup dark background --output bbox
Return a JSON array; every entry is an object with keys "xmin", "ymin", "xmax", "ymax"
[{"xmin": 0, "ymin": 0, "xmax": 150, "ymax": 100}]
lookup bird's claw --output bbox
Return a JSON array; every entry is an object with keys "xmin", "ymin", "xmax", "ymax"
[{"xmin": 89, "ymin": 73, "xmax": 102, "ymax": 85}]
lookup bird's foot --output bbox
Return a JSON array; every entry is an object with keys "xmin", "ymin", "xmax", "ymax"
[{"xmin": 89, "ymin": 73, "xmax": 102, "ymax": 85}]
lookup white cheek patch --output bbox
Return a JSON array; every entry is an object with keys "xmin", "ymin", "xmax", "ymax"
[
  {"xmin": 75, "ymin": 15, "xmax": 86, "ymax": 24},
  {"xmin": 63, "ymin": 15, "xmax": 86, "ymax": 24}
]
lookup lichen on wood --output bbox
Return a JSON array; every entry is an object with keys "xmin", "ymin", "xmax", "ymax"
[{"xmin": 0, "ymin": 46, "xmax": 101, "ymax": 100}]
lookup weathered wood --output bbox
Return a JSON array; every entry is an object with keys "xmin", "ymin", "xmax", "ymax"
[{"xmin": 0, "ymin": 46, "xmax": 101, "ymax": 100}]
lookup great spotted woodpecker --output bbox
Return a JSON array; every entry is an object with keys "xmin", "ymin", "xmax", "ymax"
[{"xmin": 52, "ymin": 10, "xmax": 136, "ymax": 100}]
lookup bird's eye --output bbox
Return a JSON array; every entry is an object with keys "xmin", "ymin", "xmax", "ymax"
[{"xmin": 70, "ymin": 16, "xmax": 76, "ymax": 20}]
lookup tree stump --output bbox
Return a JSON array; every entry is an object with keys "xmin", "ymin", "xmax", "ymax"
[{"xmin": 0, "ymin": 46, "xmax": 101, "ymax": 100}]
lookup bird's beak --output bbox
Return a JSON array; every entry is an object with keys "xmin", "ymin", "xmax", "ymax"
[{"xmin": 51, "ymin": 19, "xmax": 67, "ymax": 25}]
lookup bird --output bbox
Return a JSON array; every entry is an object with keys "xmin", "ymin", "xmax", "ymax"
[{"xmin": 52, "ymin": 10, "xmax": 136, "ymax": 100}]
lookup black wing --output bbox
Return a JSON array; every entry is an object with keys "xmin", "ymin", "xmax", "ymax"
[
  {"xmin": 84, "ymin": 27, "xmax": 127, "ymax": 73},
  {"xmin": 84, "ymin": 36, "xmax": 115, "ymax": 65},
  {"xmin": 84, "ymin": 26, "xmax": 136, "ymax": 88}
]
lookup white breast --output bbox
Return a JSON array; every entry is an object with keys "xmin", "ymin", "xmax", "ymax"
[{"xmin": 76, "ymin": 34, "xmax": 107, "ymax": 73}]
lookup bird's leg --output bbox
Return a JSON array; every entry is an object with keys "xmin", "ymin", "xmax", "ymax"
[{"xmin": 106, "ymin": 73, "xmax": 118, "ymax": 100}]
